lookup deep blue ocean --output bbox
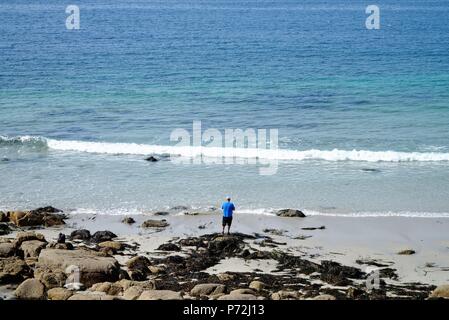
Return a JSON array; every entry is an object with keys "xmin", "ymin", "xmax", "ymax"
[{"xmin": 1, "ymin": 0, "xmax": 449, "ymax": 216}]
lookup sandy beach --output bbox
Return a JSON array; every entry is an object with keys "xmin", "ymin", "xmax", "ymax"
[{"xmin": 1, "ymin": 207, "xmax": 448, "ymax": 300}]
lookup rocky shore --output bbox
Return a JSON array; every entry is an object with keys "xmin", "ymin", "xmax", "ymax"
[{"xmin": 0, "ymin": 206, "xmax": 448, "ymax": 300}]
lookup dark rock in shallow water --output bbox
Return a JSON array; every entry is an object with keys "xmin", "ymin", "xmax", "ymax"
[
  {"xmin": 91, "ymin": 230, "xmax": 117, "ymax": 243},
  {"xmin": 294, "ymin": 235, "xmax": 312, "ymax": 240},
  {"xmin": 142, "ymin": 219, "xmax": 169, "ymax": 228},
  {"xmin": 69, "ymin": 229, "xmax": 91, "ymax": 240},
  {"xmin": 153, "ymin": 211, "xmax": 169, "ymax": 216},
  {"xmin": 361, "ymin": 168, "xmax": 381, "ymax": 173},
  {"xmin": 397, "ymin": 249, "xmax": 416, "ymax": 255},
  {"xmin": 157, "ymin": 243, "xmax": 181, "ymax": 251},
  {"xmin": 276, "ymin": 209, "xmax": 306, "ymax": 218},
  {"xmin": 263, "ymin": 228, "xmax": 286, "ymax": 236},
  {"xmin": 121, "ymin": 217, "xmax": 136, "ymax": 224},
  {"xmin": 144, "ymin": 156, "xmax": 159, "ymax": 162},
  {"xmin": 170, "ymin": 205, "xmax": 189, "ymax": 211},
  {"xmin": 301, "ymin": 226, "xmax": 325, "ymax": 231},
  {"xmin": 183, "ymin": 211, "xmax": 199, "ymax": 216},
  {"xmin": 1, "ymin": 158, "xmax": 9, "ymax": 162}
]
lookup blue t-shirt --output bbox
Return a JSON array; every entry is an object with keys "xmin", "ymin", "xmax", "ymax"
[{"xmin": 222, "ymin": 202, "xmax": 235, "ymax": 218}]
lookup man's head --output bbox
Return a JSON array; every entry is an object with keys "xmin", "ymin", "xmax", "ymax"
[{"xmin": 226, "ymin": 197, "xmax": 231, "ymax": 202}]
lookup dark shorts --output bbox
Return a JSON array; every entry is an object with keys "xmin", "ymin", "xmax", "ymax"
[{"xmin": 222, "ymin": 216, "xmax": 233, "ymax": 226}]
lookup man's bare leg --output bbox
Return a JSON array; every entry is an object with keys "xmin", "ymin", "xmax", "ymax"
[{"xmin": 227, "ymin": 225, "xmax": 231, "ymax": 235}]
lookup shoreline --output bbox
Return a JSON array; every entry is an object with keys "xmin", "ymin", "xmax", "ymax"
[
  {"xmin": 1, "ymin": 207, "xmax": 448, "ymax": 300},
  {"xmin": 38, "ymin": 212, "xmax": 449, "ymax": 285}
]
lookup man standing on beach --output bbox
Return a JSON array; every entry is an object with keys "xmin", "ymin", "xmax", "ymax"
[{"xmin": 221, "ymin": 197, "xmax": 235, "ymax": 235}]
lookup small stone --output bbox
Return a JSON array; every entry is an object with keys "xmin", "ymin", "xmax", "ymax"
[
  {"xmin": 153, "ymin": 211, "xmax": 169, "ymax": 216},
  {"xmin": 98, "ymin": 241, "xmax": 123, "ymax": 251},
  {"xmin": 249, "ymin": 280, "xmax": 265, "ymax": 291},
  {"xmin": 47, "ymin": 287, "xmax": 73, "ymax": 300},
  {"xmin": 123, "ymin": 286, "xmax": 144, "ymax": 300},
  {"xmin": 68, "ymin": 293, "xmax": 102, "ymax": 300},
  {"xmin": 141, "ymin": 219, "xmax": 169, "ymax": 228},
  {"xmin": 218, "ymin": 293, "xmax": 258, "ymax": 300},
  {"xmin": 70, "ymin": 229, "xmax": 91, "ymax": 241},
  {"xmin": 0, "ymin": 212, "xmax": 8, "ymax": 223},
  {"xmin": 301, "ymin": 226, "xmax": 326, "ymax": 230},
  {"xmin": 91, "ymin": 230, "xmax": 117, "ymax": 243},
  {"xmin": 230, "ymin": 288, "xmax": 255, "ymax": 295},
  {"xmin": 0, "ymin": 257, "xmax": 31, "ymax": 284},
  {"xmin": 271, "ymin": 290, "xmax": 300, "ymax": 300},
  {"xmin": 90, "ymin": 281, "xmax": 123, "ymax": 296},
  {"xmin": 138, "ymin": 290, "xmax": 183, "ymax": 300},
  {"xmin": 183, "ymin": 211, "xmax": 199, "ymax": 216},
  {"xmin": 14, "ymin": 279, "xmax": 45, "ymax": 300},
  {"xmin": 398, "ymin": 249, "xmax": 416, "ymax": 255},
  {"xmin": 57, "ymin": 233, "xmax": 66, "ymax": 244},
  {"xmin": 275, "ymin": 209, "xmax": 306, "ymax": 218},
  {"xmin": 121, "ymin": 217, "xmax": 136, "ymax": 224},
  {"xmin": 209, "ymin": 293, "xmax": 226, "ymax": 300},
  {"xmin": 42, "ymin": 214, "xmax": 65, "ymax": 227},
  {"xmin": 144, "ymin": 156, "xmax": 159, "ymax": 162},
  {"xmin": 0, "ymin": 242, "xmax": 16, "ymax": 257},
  {"xmin": 190, "ymin": 283, "xmax": 226, "ymax": 297},
  {"xmin": 149, "ymin": 265, "xmax": 167, "ymax": 274},
  {"xmin": 217, "ymin": 273, "xmax": 234, "ymax": 282},
  {"xmin": 20, "ymin": 240, "xmax": 47, "ymax": 259},
  {"xmin": 13, "ymin": 231, "xmax": 46, "ymax": 248},
  {"xmin": 157, "ymin": 243, "xmax": 180, "ymax": 251},
  {"xmin": 0, "ymin": 223, "xmax": 11, "ymax": 236},
  {"xmin": 347, "ymin": 287, "xmax": 365, "ymax": 299},
  {"xmin": 429, "ymin": 285, "xmax": 449, "ymax": 299},
  {"xmin": 126, "ymin": 256, "xmax": 150, "ymax": 270},
  {"xmin": 170, "ymin": 205, "xmax": 189, "ymax": 211},
  {"xmin": 47, "ymin": 242, "xmax": 74, "ymax": 250},
  {"xmin": 34, "ymin": 267, "xmax": 67, "ymax": 289},
  {"xmin": 311, "ymin": 294, "xmax": 336, "ymax": 300}
]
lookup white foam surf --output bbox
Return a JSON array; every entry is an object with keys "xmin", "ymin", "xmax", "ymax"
[
  {"xmin": 64, "ymin": 207, "xmax": 449, "ymax": 218},
  {"xmin": 3, "ymin": 135, "xmax": 449, "ymax": 162},
  {"xmin": 44, "ymin": 138, "xmax": 449, "ymax": 162}
]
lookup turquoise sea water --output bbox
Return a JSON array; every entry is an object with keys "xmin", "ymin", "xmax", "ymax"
[{"xmin": 1, "ymin": 0, "xmax": 449, "ymax": 216}]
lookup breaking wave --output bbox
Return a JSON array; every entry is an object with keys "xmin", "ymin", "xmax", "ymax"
[{"xmin": 2, "ymin": 135, "xmax": 449, "ymax": 162}]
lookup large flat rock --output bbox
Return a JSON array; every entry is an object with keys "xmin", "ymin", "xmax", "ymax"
[{"xmin": 37, "ymin": 249, "xmax": 120, "ymax": 287}]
